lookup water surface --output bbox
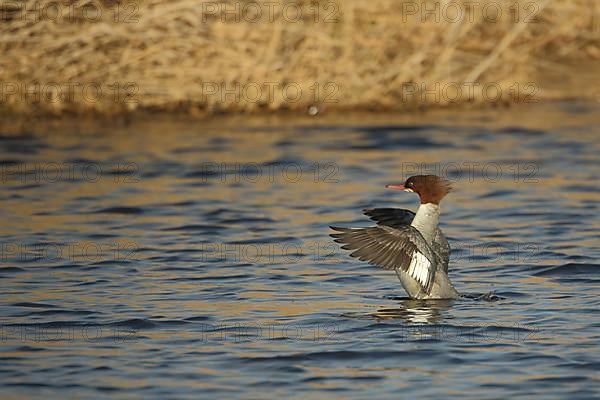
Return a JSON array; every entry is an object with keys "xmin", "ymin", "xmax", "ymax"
[{"xmin": 1, "ymin": 103, "xmax": 599, "ymax": 399}]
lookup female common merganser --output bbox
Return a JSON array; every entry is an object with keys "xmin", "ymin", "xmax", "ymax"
[{"xmin": 330, "ymin": 175, "xmax": 460, "ymax": 299}]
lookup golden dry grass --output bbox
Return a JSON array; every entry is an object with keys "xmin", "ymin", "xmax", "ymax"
[{"xmin": 0, "ymin": 0, "xmax": 598, "ymax": 116}]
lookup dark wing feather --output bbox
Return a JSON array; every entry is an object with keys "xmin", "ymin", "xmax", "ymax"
[
  {"xmin": 364, "ymin": 207, "xmax": 451, "ymax": 272},
  {"xmin": 363, "ymin": 208, "xmax": 415, "ymax": 229},
  {"xmin": 330, "ymin": 225, "xmax": 437, "ymax": 292}
]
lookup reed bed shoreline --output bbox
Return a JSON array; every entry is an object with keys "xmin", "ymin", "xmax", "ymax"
[
  {"xmin": 2, "ymin": 100, "xmax": 598, "ymax": 137},
  {"xmin": 0, "ymin": 0, "xmax": 598, "ymax": 117}
]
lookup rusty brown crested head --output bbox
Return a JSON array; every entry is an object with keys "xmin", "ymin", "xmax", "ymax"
[{"xmin": 385, "ymin": 175, "xmax": 453, "ymax": 204}]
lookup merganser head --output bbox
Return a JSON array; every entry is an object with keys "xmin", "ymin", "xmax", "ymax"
[{"xmin": 386, "ymin": 175, "xmax": 452, "ymax": 204}]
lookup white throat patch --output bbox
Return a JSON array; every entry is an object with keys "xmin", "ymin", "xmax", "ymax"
[{"xmin": 410, "ymin": 203, "xmax": 440, "ymax": 244}]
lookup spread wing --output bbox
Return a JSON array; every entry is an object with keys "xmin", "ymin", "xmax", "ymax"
[
  {"xmin": 363, "ymin": 208, "xmax": 451, "ymax": 273},
  {"xmin": 330, "ymin": 225, "xmax": 438, "ymax": 292}
]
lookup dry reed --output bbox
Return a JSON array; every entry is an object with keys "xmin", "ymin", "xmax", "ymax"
[{"xmin": 0, "ymin": 0, "xmax": 598, "ymax": 116}]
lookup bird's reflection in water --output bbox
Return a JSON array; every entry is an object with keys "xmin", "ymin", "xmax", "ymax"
[
  {"xmin": 372, "ymin": 292, "xmax": 501, "ymax": 324},
  {"xmin": 372, "ymin": 298, "xmax": 456, "ymax": 325}
]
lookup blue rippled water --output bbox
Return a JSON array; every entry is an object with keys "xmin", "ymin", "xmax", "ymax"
[{"xmin": 1, "ymin": 103, "xmax": 599, "ymax": 399}]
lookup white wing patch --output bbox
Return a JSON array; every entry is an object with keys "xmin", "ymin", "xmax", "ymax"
[{"xmin": 408, "ymin": 251, "xmax": 431, "ymax": 288}]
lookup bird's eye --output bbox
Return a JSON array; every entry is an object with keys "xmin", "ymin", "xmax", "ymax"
[{"xmin": 408, "ymin": 182, "xmax": 413, "ymax": 187}]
